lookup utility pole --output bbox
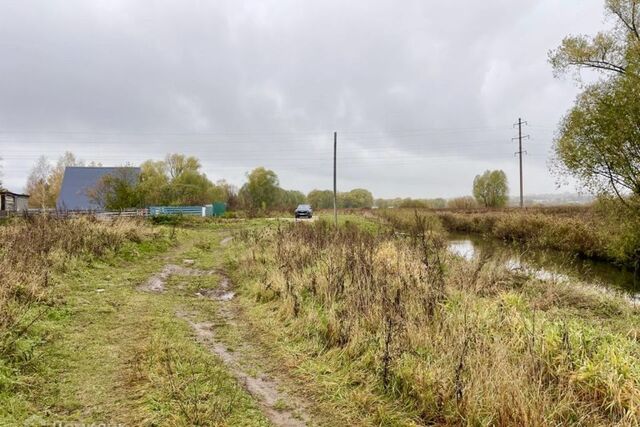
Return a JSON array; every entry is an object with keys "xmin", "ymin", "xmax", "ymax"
[
  {"xmin": 513, "ymin": 118, "xmax": 529, "ymax": 208},
  {"xmin": 333, "ymin": 131, "xmax": 338, "ymax": 227}
]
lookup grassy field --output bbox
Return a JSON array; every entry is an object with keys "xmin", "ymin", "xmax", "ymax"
[
  {"xmin": 1, "ymin": 213, "xmax": 639, "ymax": 426},
  {"xmin": 0, "ymin": 217, "xmax": 270, "ymax": 426}
]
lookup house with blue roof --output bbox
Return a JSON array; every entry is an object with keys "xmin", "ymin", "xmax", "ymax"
[{"xmin": 56, "ymin": 166, "xmax": 141, "ymax": 211}]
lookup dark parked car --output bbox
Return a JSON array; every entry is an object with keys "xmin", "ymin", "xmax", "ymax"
[{"xmin": 294, "ymin": 204, "xmax": 313, "ymax": 219}]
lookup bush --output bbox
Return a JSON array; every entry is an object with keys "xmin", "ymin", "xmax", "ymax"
[
  {"xmin": 149, "ymin": 214, "xmax": 184, "ymax": 225},
  {"xmin": 221, "ymin": 211, "xmax": 238, "ymax": 219},
  {"xmin": 446, "ymin": 196, "xmax": 477, "ymax": 210}
]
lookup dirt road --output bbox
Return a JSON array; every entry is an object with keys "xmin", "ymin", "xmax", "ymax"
[{"xmin": 18, "ymin": 226, "xmax": 321, "ymax": 426}]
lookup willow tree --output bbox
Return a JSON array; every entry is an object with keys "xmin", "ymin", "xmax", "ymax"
[
  {"xmin": 240, "ymin": 167, "xmax": 280, "ymax": 210},
  {"xmin": 473, "ymin": 170, "xmax": 509, "ymax": 208},
  {"xmin": 550, "ymin": 0, "xmax": 640, "ymax": 203}
]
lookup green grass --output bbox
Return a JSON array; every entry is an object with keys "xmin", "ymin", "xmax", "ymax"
[
  {"xmin": 0, "ymin": 225, "xmax": 269, "ymax": 426},
  {"xmin": 4, "ymin": 213, "xmax": 639, "ymax": 426}
]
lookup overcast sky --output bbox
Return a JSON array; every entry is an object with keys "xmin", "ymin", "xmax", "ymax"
[{"xmin": 0, "ymin": 0, "xmax": 607, "ymax": 198}]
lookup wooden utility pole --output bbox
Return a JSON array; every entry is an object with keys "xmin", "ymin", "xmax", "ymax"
[
  {"xmin": 333, "ymin": 131, "xmax": 338, "ymax": 227},
  {"xmin": 513, "ymin": 118, "xmax": 529, "ymax": 208}
]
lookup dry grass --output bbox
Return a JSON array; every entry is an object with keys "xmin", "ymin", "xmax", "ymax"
[
  {"xmin": 378, "ymin": 206, "xmax": 640, "ymax": 269},
  {"xmin": 232, "ymin": 218, "xmax": 640, "ymax": 425}
]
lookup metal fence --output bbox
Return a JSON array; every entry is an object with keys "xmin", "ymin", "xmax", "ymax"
[
  {"xmin": 97, "ymin": 209, "xmax": 148, "ymax": 218},
  {"xmin": 149, "ymin": 206, "xmax": 205, "ymax": 216},
  {"xmin": 2, "ymin": 204, "xmax": 226, "ymax": 219},
  {"xmin": 7, "ymin": 208, "xmax": 149, "ymax": 219},
  {"xmin": 149, "ymin": 203, "xmax": 227, "ymax": 217}
]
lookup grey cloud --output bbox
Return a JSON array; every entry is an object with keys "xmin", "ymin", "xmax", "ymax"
[{"xmin": 0, "ymin": 0, "xmax": 605, "ymax": 197}]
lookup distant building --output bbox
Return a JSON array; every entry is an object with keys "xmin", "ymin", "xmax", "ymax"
[
  {"xmin": 56, "ymin": 166, "xmax": 141, "ymax": 211},
  {"xmin": 0, "ymin": 190, "xmax": 30, "ymax": 214}
]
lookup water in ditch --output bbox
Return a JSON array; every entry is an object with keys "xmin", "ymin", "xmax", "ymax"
[{"xmin": 447, "ymin": 233, "xmax": 639, "ymax": 298}]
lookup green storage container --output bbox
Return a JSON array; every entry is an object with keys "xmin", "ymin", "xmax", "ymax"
[{"xmin": 205, "ymin": 202, "xmax": 227, "ymax": 217}]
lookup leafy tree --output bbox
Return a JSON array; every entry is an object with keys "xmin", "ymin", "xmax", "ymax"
[
  {"xmin": 49, "ymin": 152, "xmax": 83, "ymax": 206},
  {"xmin": 137, "ymin": 156, "xmax": 225, "ymax": 206},
  {"xmin": 554, "ymin": 78, "xmax": 640, "ymax": 200},
  {"xmin": 549, "ymin": 0, "xmax": 639, "ymax": 78},
  {"xmin": 398, "ymin": 198, "xmax": 428, "ymax": 209},
  {"xmin": 277, "ymin": 189, "xmax": 306, "ymax": 209},
  {"xmin": 338, "ymin": 188, "xmax": 374, "ymax": 208},
  {"xmin": 25, "ymin": 156, "xmax": 52, "ymax": 209},
  {"xmin": 25, "ymin": 152, "xmax": 227, "ymax": 209},
  {"xmin": 171, "ymin": 169, "xmax": 224, "ymax": 205},
  {"xmin": 87, "ymin": 168, "xmax": 142, "ymax": 210},
  {"xmin": 550, "ymin": 0, "xmax": 640, "ymax": 204},
  {"xmin": 241, "ymin": 167, "xmax": 280, "ymax": 210},
  {"xmin": 473, "ymin": 170, "xmax": 509, "ymax": 208},
  {"xmin": 24, "ymin": 152, "xmax": 83, "ymax": 208},
  {"xmin": 307, "ymin": 189, "xmax": 334, "ymax": 209},
  {"xmin": 352, "ymin": 190, "xmax": 373, "ymax": 208},
  {"xmin": 375, "ymin": 197, "xmax": 445, "ymax": 209},
  {"xmin": 375, "ymin": 198, "xmax": 391, "ymax": 209},
  {"xmin": 138, "ymin": 160, "xmax": 171, "ymax": 205}
]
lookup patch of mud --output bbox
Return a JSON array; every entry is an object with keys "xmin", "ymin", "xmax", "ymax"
[
  {"xmin": 196, "ymin": 289, "xmax": 236, "ymax": 301},
  {"xmin": 138, "ymin": 264, "xmax": 212, "ymax": 293},
  {"xmin": 220, "ymin": 236, "xmax": 233, "ymax": 246},
  {"xmin": 195, "ymin": 276, "xmax": 236, "ymax": 301},
  {"xmin": 178, "ymin": 313, "xmax": 311, "ymax": 427},
  {"xmin": 216, "ymin": 291, "xmax": 236, "ymax": 301}
]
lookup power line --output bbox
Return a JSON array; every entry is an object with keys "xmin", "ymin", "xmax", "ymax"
[
  {"xmin": 0, "ymin": 151, "xmax": 531, "ymax": 164},
  {"xmin": 0, "ymin": 125, "xmax": 512, "ymax": 137},
  {"xmin": 513, "ymin": 118, "xmax": 530, "ymax": 208}
]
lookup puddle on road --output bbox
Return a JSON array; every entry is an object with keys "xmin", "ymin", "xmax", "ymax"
[{"xmin": 138, "ymin": 264, "xmax": 213, "ymax": 293}]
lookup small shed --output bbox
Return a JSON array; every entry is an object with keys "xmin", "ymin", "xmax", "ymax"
[{"xmin": 0, "ymin": 191, "xmax": 30, "ymax": 213}]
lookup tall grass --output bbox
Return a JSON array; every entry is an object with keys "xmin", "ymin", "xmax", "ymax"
[
  {"xmin": 233, "ymin": 218, "xmax": 640, "ymax": 425},
  {"xmin": 0, "ymin": 216, "xmax": 157, "ymax": 383}
]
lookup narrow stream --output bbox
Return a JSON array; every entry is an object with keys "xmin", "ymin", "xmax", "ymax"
[{"xmin": 447, "ymin": 233, "xmax": 640, "ymax": 297}]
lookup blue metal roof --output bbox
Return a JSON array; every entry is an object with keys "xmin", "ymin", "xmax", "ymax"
[{"xmin": 56, "ymin": 166, "xmax": 140, "ymax": 211}]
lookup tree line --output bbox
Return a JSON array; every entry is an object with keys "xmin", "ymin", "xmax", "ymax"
[
  {"xmin": 372, "ymin": 170, "xmax": 509, "ymax": 210},
  {"xmin": 24, "ymin": 153, "xmax": 376, "ymax": 211},
  {"xmin": 25, "ymin": 150, "xmax": 510, "ymax": 211}
]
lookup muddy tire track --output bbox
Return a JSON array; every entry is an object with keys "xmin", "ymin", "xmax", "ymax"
[
  {"xmin": 178, "ymin": 311, "xmax": 311, "ymax": 427},
  {"xmin": 140, "ymin": 236, "xmax": 314, "ymax": 426}
]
